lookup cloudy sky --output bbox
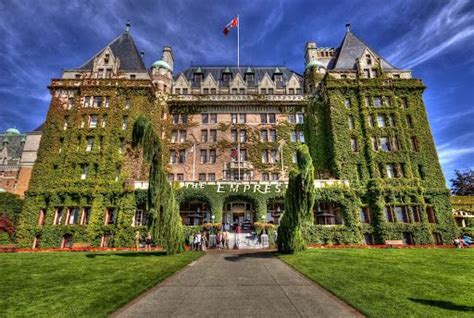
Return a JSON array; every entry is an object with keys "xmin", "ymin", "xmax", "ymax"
[{"xmin": 0, "ymin": 0, "xmax": 472, "ymax": 184}]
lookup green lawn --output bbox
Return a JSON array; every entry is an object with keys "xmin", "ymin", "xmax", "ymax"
[
  {"xmin": 280, "ymin": 248, "xmax": 474, "ymax": 318},
  {"xmin": 0, "ymin": 251, "xmax": 202, "ymax": 317}
]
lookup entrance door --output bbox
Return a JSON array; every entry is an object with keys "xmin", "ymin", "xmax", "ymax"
[{"xmin": 223, "ymin": 201, "xmax": 255, "ymax": 232}]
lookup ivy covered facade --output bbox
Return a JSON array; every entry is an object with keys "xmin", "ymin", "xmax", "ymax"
[{"xmin": 17, "ymin": 24, "xmax": 457, "ymax": 248}]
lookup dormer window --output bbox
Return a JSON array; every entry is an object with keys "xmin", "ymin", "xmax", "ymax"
[
  {"xmin": 366, "ymin": 54, "xmax": 372, "ymax": 65},
  {"xmin": 222, "ymin": 73, "xmax": 232, "ymax": 82},
  {"xmin": 274, "ymin": 74, "xmax": 283, "ymax": 82},
  {"xmin": 104, "ymin": 54, "xmax": 110, "ymax": 65},
  {"xmin": 245, "ymin": 73, "xmax": 254, "ymax": 82},
  {"xmin": 97, "ymin": 68, "xmax": 104, "ymax": 79},
  {"xmin": 106, "ymin": 69, "xmax": 112, "ymax": 78},
  {"xmin": 193, "ymin": 73, "xmax": 203, "ymax": 83}
]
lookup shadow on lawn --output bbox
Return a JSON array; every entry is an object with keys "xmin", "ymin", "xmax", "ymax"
[
  {"xmin": 224, "ymin": 251, "xmax": 277, "ymax": 262},
  {"xmin": 409, "ymin": 298, "xmax": 474, "ymax": 312},
  {"xmin": 86, "ymin": 251, "xmax": 168, "ymax": 258}
]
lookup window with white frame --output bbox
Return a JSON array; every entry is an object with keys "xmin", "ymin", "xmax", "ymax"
[
  {"xmin": 81, "ymin": 165, "xmax": 89, "ymax": 180},
  {"xmin": 376, "ymin": 114, "xmax": 386, "ymax": 127},
  {"xmin": 133, "ymin": 209, "xmax": 143, "ymax": 227},
  {"xmin": 86, "ymin": 137, "xmax": 94, "ymax": 152},
  {"xmin": 89, "ymin": 115, "xmax": 98, "ymax": 128}
]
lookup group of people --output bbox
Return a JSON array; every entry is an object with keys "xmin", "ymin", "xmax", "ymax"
[
  {"xmin": 453, "ymin": 234, "xmax": 472, "ymax": 248},
  {"xmin": 190, "ymin": 230, "xmax": 231, "ymax": 251},
  {"xmin": 135, "ymin": 231, "xmax": 153, "ymax": 251}
]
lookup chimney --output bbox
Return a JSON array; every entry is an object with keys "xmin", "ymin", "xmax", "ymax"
[{"xmin": 162, "ymin": 46, "xmax": 174, "ymax": 72}]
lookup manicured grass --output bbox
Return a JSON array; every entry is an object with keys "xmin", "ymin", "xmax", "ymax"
[
  {"xmin": 280, "ymin": 248, "xmax": 474, "ymax": 318},
  {"xmin": 0, "ymin": 251, "xmax": 202, "ymax": 317}
]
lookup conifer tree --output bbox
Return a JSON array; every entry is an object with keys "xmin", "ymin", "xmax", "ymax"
[
  {"xmin": 277, "ymin": 144, "xmax": 315, "ymax": 253},
  {"xmin": 132, "ymin": 116, "xmax": 184, "ymax": 254}
]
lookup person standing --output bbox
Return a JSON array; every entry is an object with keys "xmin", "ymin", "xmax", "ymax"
[
  {"xmin": 145, "ymin": 232, "xmax": 152, "ymax": 252},
  {"xmin": 189, "ymin": 233, "xmax": 195, "ymax": 251},
  {"xmin": 201, "ymin": 232, "xmax": 208, "ymax": 251},
  {"xmin": 195, "ymin": 232, "xmax": 202, "ymax": 251},
  {"xmin": 216, "ymin": 231, "xmax": 222, "ymax": 249},
  {"xmin": 135, "ymin": 230, "xmax": 141, "ymax": 251},
  {"xmin": 223, "ymin": 230, "xmax": 229, "ymax": 249}
]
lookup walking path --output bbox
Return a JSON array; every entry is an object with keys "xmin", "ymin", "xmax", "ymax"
[{"xmin": 112, "ymin": 250, "xmax": 363, "ymax": 318}]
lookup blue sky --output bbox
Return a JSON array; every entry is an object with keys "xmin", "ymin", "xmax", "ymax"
[{"xmin": 0, "ymin": 0, "xmax": 472, "ymax": 184}]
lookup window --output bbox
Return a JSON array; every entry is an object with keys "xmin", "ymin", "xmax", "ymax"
[
  {"xmin": 200, "ymin": 149, "xmax": 207, "ymax": 164},
  {"xmin": 411, "ymin": 206, "xmax": 421, "ymax": 223},
  {"xmin": 168, "ymin": 174, "xmax": 175, "ymax": 181},
  {"xmin": 177, "ymin": 173, "xmax": 184, "ymax": 181},
  {"xmin": 240, "ymin": 149, "xmax": 247, "ymax": 161},
  {"xmin": 125, "ymin": 98, "xmax": 131, "ymax": 109},
  {"xmin": 53, "ymin": 208, "xmax": 63, "ymax": 225},
  {"xmin": 97, "ymin": 68, "xmax": 104, "ymax": 79},
  {"xmin": 181, "ymin": 114, "xmax": 188, "ymax": 124},
  {"xmin": 182, "ymin": 88, "xmax": 188, "ymax": 94},
  {"xmin": 178, "ymin": 150, "xmax": 186, "ymax": 164},
  {"xmin": 373, "ymin": 97, "xmax": 382, "ymax": 107},
  {"xmin": 239, "ymin": 130, "xmax": 246, "ymax": 143},
  {"xmin": 179, "ymin": 130, "xmax": 186, "ymax": 143},
  {"xmin": 202, "ymin": 113, "xmax": 209, "ymax": 124},
  {"xmin": 344, "ymin": 98, "xmax": 351, "ymax": 108},
  {"xmin": 239, "ymin": 113, "xmax": 246, "ymax": 124},
  {"xmin": 231, "ymin": 114, "xmax": 238, "ymax": 124},
  {"xmin": 81, "ymin": 165, "xmax": 89, "ymax": 180},
  {"xmin": 201, "ymin": 130, "xmax": 208, "ymax": 143},
  {"xmin": 84, "ymin": 96, "xmax": 91, "ymax": 108},
  {"xmin": 297, "ymin": 113, "xmax": 304, "ymax": 124},
  {"xmin": 394, "ymin": 206, "xmax": 409, "ymax": 223},
  {"xmin": 380, "ymin": 137, "xmax": 391, "ymax": 152},
  {"xmin": 406, "ymin": 115, "xmax": 413, "ymax": 128},
  {"xmin": 245, "ymin": 74, "xmax": 254, "ymax": 82},
  {"xmin": 376, "ymin": 114, "xmax": 386, "ymax": 127},
  {"xmin": 351, "ymin": 138, "xmax": 358, "ymax": 152},
  {"xmin": 210, "ymin": 113, "xmax": 217, "ymax": 124},
  {"xmin": 173, "ymin": 114, "xmax": 179, "ymax": 124},
  {"xmin": 231, "ymin": 129, "xmax": 237, "ymax": 142},
  {"xmin": 269, "ymin": 129, "xmax": 277, "ymax": 142},
  {"xmin": 401, "ymin": 97, "xmax": 408, "ymax": 108},
  {"xmin": 86, "ymin": 137, "xmax": 94, "ymax": 152},
  {"xmin": 289, "ymin": 88, "xmax": 295, "ymax": 94},
  {"xmin": 81, "ymin": 208, "xmax": 90, "ymax": 225},
  {"xmin": 105, "ymin": 96, "xmax": 110, "ymax": 108},
  {"xmin": 130, "ymin": 74, "xmax": 136, "ymax": 79},
  {"xmin": 67, "ymin": 98, "xmax": 75, "ymax": 109},
  {"xmin": 388, "ymin": 114, "xmax": 395, "ymax": 127},
  {"xmin": 418, "ymin": 165, "xmax": 425, "ymax": 179},
  {"xmin": 368, "ymin": 115, "xmax": 375, "ymax": 127},
  {"xmin": 360, "ymin": 207, "xmax": 370, "ymax": 223},
  {"xmin": 288, "ymin": 113, "xmax": 296, "ymax": 123},
  {"xmin": 269, "ymin": 113, "xmax": 276, "ymax": 123},
  {"xmin": 93, "ymin": 96, "xmax": 103, "ymax": 108},
  {"xmin": 268, "ymin": 88, "xmax": 274, "ymax": 94},
  {"xmin": 198, "ymin": 173, "xmax": 206, "ymax": 181},
  {"xmin": 209, "ymin": 149, "xmax": 216, "ymax": 164},
  {"xmin": 298, "ymin": 131, "xmax": 305, "ymax": 143},
  {"xmin": 262, "ymin": 173, "xmax": 269, "ymax": 181},
  {"xmin": 211, "ymin": 88, "xmax": 217, "ymax": 94},
  {"xmin": 410, "ymin": 136, "xmax": 419, "ymax": 152},
  {"xmin": 427, "ymin": 206, "xmax": 437, "ymax": 223},
  {"xmin": 68, "ymin": 208, "xmax": 79, "ymax": 225},
  {"xmin": 210, "ymin": 130, "xmax": 217, "ymax": 142},
  {"xmin": 133, "ymin": 210, "xmax": 143, "ymax": 227},
  {"xmin": 348, "ymin": 116, "xmax": 355, "ymax": 129},
  {"xmin": 271, "ymin": 173, "xmax": 279, "ymax": 181},
  {"xmin": 102, "ymin": 115, "xmax": 107, "ymax": 128},
  {"xmin": 384, "ymin": 207, "xmax": 394, "ymax": 222},
  {"xmin": 122, "ymin": 116, "xmax": 128, "ymax": 130},
  {"xmin": 208, "ymin": 173, "xmax": 216, "ymax": 181},
  {"xmin": 170, "ymin": 151, "xmax": 177, "ymax": 164},
  {"xmin": 231, "ymin": 88, "xmax": 238, "ymax": 94},
  {"xmin": 105, "ymin": 208, "xmax": 116, "ymax": 225},
  {"xmin": 64, "ymin": 116, "xmax": 69, "ymax": 130},
  {"xmin": 292, "ymin": 153, "xmax": 297, "ymax": 163},
  {"xmin": 366, "ymin": 54, "xmax": 372, "ymax": 65},
  {"xmin": 38, "ymin": 209, "xmax": 46, "ymax": 226},
  {"xmin": 385, "ymin": 97, "xmax": 392, "ymax": 107},
  {"xmin": 364, "ymin": 69, "xmax": 370, "ymax": 78},
  {"xmin": 171, "ymin": 130, "xmax": 178, "ymax": 143},
  {"xmin": 203, "ymin": 88, "xmax": 209, "ymax": 94},
  {"xmin": 89, "ymin": 115, "xmax": 98, "ymax": 128},
  {"xmin": 261, "ymin": 130, "xmax": 268, "ymax": 142},
  {"xmin": 365, "ymin": 96, "xmax": 370, "ymax": 106},
  {"xmin": 314, "ymin": 202, "xmax": 343, "ymax": 225},
  {"xmin": 386, "ymin": 163, "xmax": 395, "ymax": 178},
  {"xmin": 261, "ymin": 113, "xmax": 267, "ymax": 124}
]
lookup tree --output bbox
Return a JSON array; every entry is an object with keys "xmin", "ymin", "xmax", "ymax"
[
  {"xmin": 277, "ymin": 144, "xmax": 316, "ymax": 253},
  {"xmin": 450, "ymin": 169, "xmax": 474, "ymax": 196},
  {"xmin": 132, "ymin": 115, "xmax": 184, "ymax": 254}
]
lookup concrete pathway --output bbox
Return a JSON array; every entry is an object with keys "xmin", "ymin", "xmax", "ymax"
[{"xmin": 112, "ymin": 250, "xmax": 363, "ymax": 318}]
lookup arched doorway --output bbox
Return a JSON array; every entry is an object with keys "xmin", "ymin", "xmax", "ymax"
[
  {"xmin": 179, "ymin": 200, "xmax": 210, "ymax": 225},
  {"xmin": 223, "ymin": 199, "xmax": 255, "ymax": 232}
]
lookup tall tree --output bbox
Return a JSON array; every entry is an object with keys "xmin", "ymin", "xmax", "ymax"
[
  {"xmin": 450, "ymin": 169, "xmax": 474, "ymax": 196},
  {"xmin": 132, "ymin": 115, "xmax": 184, "ymax": 254},
  {"xmin": 277, "ymin": 144, "xmax": 316, "ymax": 253}
]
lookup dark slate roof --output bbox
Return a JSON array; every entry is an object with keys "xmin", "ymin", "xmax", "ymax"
[
  {"xmin": 33, "ymin": 123, "xmax": 45, "ymax": 132},
  {"xmin": 331, "ymin": 31, "xmax": 399, "ymax": 70},
  {"xmin": 0, "ymin": 134, "xmax": 26, "ymax": 165},
  {"xmin": 175, "ymin": 66, "xmax": 302, "ymax": 87},
  {"xmin": 76, "ymin": 32, "xmax": 146, "ymax": 71}
]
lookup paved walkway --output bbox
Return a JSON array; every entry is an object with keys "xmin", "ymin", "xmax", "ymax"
[{"xmin": 112, "ymin": 250, "xmax": 363, "ymax": 318}]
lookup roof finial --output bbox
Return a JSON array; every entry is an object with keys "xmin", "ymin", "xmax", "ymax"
[
  {"xmin": 345, "ymin": 21, "xmax": 351, "ymax": 32},
  {"xmin": 125, "ymin": 20, "xmax": 131, "ymax": 32}
]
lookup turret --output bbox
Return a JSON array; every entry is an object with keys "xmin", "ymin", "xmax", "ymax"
[{"xmin": 151, "ymin": 46, "xmax": 174, "ymax": 93}]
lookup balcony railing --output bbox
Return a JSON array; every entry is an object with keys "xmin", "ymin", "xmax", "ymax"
[{"xmin": 226, "ymin": 161, "xmax": 254, "ymax": 170}]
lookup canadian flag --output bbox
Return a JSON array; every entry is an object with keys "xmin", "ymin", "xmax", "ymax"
[{"xmin": 223, "ymin": 17, "xmax": 238, "ymax": 36}]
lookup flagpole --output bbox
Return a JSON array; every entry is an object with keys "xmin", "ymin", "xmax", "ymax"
[
  {"xmin": 238, "ymin": 135, "xmax": 241, "ymax": 181},
  {"xmin": 237, "ymin": 14, "xmax": 240, "ymax": 68}
]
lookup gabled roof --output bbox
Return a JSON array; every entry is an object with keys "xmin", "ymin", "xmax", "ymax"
[
  {"xmin": 76, "ymin": 31, "xmax": 146, "ymax": 72},
  {"xmin": 174, "ymin": 66, "xmax": 302, "ymax": 87},
  {"xmin": 332, "ymin": 31, "xmax": 399, "ymax": 70}
]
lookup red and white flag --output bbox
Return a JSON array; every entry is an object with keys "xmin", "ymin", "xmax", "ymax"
[{"xmin": 223, "ymin": 17, "xmax": 238, "ymax": 36}]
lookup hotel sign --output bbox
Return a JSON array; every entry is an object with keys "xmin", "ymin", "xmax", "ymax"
[{"xmin": 181, "ymin": 181, "xmax": 287, "ymax": 194}]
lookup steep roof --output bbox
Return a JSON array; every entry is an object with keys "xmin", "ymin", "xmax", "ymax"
[
  {"xmin": 332, "ymin": 31, "xmax": 399, "ymax": 70},
  {"xmin": 76, "ymin": 31, "xmax": 146, "ymax": 71},
  {"xmin": 175, "ymin": 66, "xmax": 302, "ymax": 87},
  {"xmin": 0, "ymin": 133, "xmax": 26, "ymax": 165}
]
